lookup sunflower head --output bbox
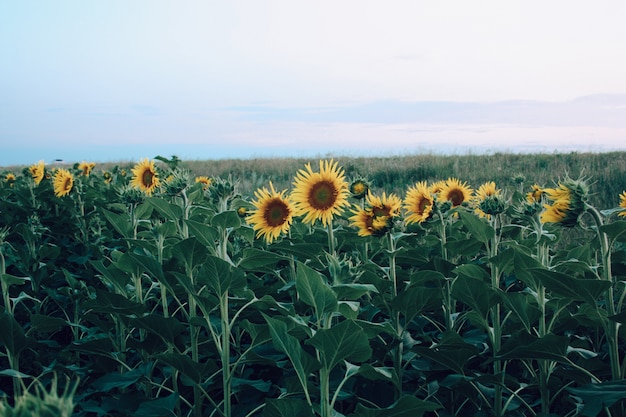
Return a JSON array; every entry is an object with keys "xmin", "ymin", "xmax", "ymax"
[
  {"xmin": 246, "ymin": 182, "xmax": 295, "ymax": 244},
  {"xmin": 540, "ymin": 177, "xmax": 589, "ymax": 227},
  {"xmin": 349, "ymin": 178, "xmax": 370, "ymax": 200},
  {"xmin": 618, "ymin": 191, "xmax": 626, "ymax": 217},
  {"xmin": 162, "ymin": 169, "xmax": 191, "ymax": 196},
  {"xmin": 404, "ymin": 181, "xmax": 434, "ymax": 225},
  {"xmin": 292, "ymin": 159, "xmax": 350, "ymax": 226},
  {"xmin": 77, "ymin": 161, "xmax": 96, "ymax": 176},
  {"xmin": 131, "ymin": 158, "xmax": 160, "ymax": 195},
  {"xmin": 4, "ymin": 173, "xmax": 16, "ymax": 187},
  {"xmin": 53, "ymin": 168, "xmax": 74, "ymax": 198},
  {"xmin": 526, "ymin": 184, "xmax": 544, "ymax": 203},
  {"xmin": 440, "ymin": 178, "xmax": 473, "ymax": 208},
  {"xmin": 28, "ymin": 160, "xmax": 45, "ymax": 185},
  {"xmin": 103, "ymin": 171, "xmax": 113, "ymax": 184},
  {"xmin": 474, "ymin": 181, "xmax": 505, "ymax": 217},
  {"xmin": 195, "ymin": 176, "xmax": 212, "ymax": 190},
  {"xmin": 349, "ymin": 191, "xmax": 401, "ymax": 237}
]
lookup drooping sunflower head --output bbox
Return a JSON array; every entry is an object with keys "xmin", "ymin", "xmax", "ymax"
[
  {"xmin": 348, "ymin": 207, "xmax": 387, "ymax": 237},
  {"xmin": 131, "ymin": 158, "xmax": 160, "ymax": 195},
  {"xmin": 77, "ymin": 161, "xmax": 96, "ymax": 176},
  {"xmin": 440, "ymin": 178, "xmax": 473, "ymax": 208},
  {"xmin": 404, "ymin": 181, "xmax": 434, "ymax": 225},
  {"xmin": 473, "ymin": 181, "xmax": 505, "ymax": 218},
  {"xmin": 349, "ymin": 178, "xmax": 370, "ymax": 200},
  {"xmin": 53, "ymin": 168, "xmax": 74, "ymax": 198},
  {"xmin": 195, "ymin": 176, "xmax": 212, "ymax": 190},
  {"xmin": 540, "ymin": 177, "xmax": 589, "ymax": 227},
  {"xmin": 291, "ymin": 159, "xmax": 350, "ymax": 226},
  {"xmin": 618, "ymin": 191, "xmax": 626, "ymax": 217},
  {"xmin": 246, "ymin": 182, "xmax": 295, "ymax": 244},
  {"xmin": 526, "ymin": 184, "xmax": 544, "ymax": 203},
  {"xmin": 29, "ymin": 160, "xmax": 45, "ymax": 185}
]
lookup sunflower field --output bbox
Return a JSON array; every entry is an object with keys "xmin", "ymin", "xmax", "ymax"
[{"xmin": 1, "ymin": 157, "xmax": 626, "ymax": 417}]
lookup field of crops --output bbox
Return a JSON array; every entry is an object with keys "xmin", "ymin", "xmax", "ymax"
[{"xmin": 1, "ymin": 153, "xmax": 626, "ymax": 416}]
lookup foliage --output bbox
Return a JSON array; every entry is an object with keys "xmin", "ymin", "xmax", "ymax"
[{"xmin": 0, "ymin": 155, "xmax": 625, "ymax": 417}]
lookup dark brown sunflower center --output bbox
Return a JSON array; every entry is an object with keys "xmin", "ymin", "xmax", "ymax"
[
  {"xmin": 142, "ymin": 170, "xmax": 155, "ymax": 187},
  {"xmin": 372, "ymin": 206, "xmax": 391, "ymax": 217},
  {"xmin": 418, "ymin": 197, "xmax": 431, "ymax": 213},
  {"xmin": 308, "ymin": 181, "xmax": 337, "ymax": 210},
  {"xmin": 264, "ymin": 199, "xmax": 290, "ymax": 227},
  {"xmin": 63, "ymin": 178, "xmax": 72, "ymax": 191},
  {"xmin": 447, "ymin": 190, "xmax": 465, "ymax": 206}
]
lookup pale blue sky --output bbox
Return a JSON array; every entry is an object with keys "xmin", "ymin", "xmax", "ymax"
[{"xmin": 2, "ymin": 0, "xmax": 626, "ymax": 166}]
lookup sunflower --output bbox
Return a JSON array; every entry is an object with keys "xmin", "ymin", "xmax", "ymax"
[
  {"xmin": 131, "ymin": 158, "xmax": 160, "ymax": 195},
  {"xmin": 526, "ymin": 184, "xmax": 544, "ymax": 203},
  {"xmin": 617, "ymin": 191, "xmax": 626, "ymax": 217},
  {"xmin": 29, "ymin": 160, "xmax": 45, "ymax": 185},
  {"xmin": 429, "ymin": 180, "xmax": 447, "ymax": 196},
  {"xmin": 5, "ymin": 173, "xmax": 16, "ymax": 187},
  {"xmin": 195, "ymin": 176, "xmax": 212, "ymax": 190},
  {"xmin": 404, "ymin": 181, "xmax": 434, "ymax": 224},
  {"xmin": 349, "ymin": 207, "xmax": 390, "ymax": 237},
  {"xmin": 473, "ymin": 181, "xmax": 505, "ymax": 218},
  {"xmin": 247, "ymin": 182, "xmax": 295, "ymax": 243},
  {"xmin": 349, "ymin": 178, "xmax": 370, "ymax": 199},
  {"xmin": 440, "ymin": 178, "xmax": 473, "ymax": 207},
  {"xmin": 53, "ymin": 168, "xmax": 74, "ymax": 197},
  {"xmin": 103, "ymin": 171, "xmax": 113, "ymax": 184},
  {"xmin": 78, "ymin": 161, "xmax": 95, "ymax": 176},
  {"xmin": 540, "ymin": 178, "xmax": 588, "ymax": 226},
  {"xmin": 291, "ymin": 159, "xmax": 350, "ymax": 226}
]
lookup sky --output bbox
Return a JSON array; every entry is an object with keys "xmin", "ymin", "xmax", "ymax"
[{"xmin": 2, "ymin": 0, "xmax": 626, "ymax": 166}]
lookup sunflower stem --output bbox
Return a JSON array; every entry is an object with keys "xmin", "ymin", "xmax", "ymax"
[{"xmin": 327, "ymin": 219, "xmax": 336, "ymax": 256}]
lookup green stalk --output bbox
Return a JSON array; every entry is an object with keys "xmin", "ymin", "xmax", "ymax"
[
  {"xmin": 319, "ymin": 366, "xmax": 332, "ymax": 417},
  {"xmin": 488, "ymin": 214, "xmax": 503, "ymax": 416},
  {"xmin": 586, "ymin": 204, "xmax": 621, "ymax": 380},
  {"xmin": 327, "ymin": 219, "xmax": 335, "ymax": 256},
  {"xmin": 220, "ymin": 291, "xmax": 232, "ymax": 417},
  {"xmin": 388, "ymin": 233, "xmax": 403, "ymax": 399}
]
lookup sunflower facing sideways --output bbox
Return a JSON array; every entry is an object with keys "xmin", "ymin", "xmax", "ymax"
[
  {"xmin": 78, "ymin": 161, "xmax": 96, "ymax": 176},
  {"xmin": 53, "ymin": 168, "xmax": 74, "ymax": 197},
  {"xmin": 291, "ymin": 159, "xmax": 350, "ymax": 226},
  {"xmin": 619, "ymin": 191, "xmax": 626, "ymax": 217},
  {"xmin": 131, "ymin": 158, "xmax": 160, "ymax": 195},
  {"xmin": 404, "ymin": 181, "xmax": 434, "ymax": 224},
  {"xmin": 246, "ymin": 182, "xmax": 295, "ymax": 244},
  {"xmin": 29, "ymin": 160, "xmax": 45, "ymax": 185},
  {"xmin": 349, "ymin": 191, "xmax": 402, "ymax": 236},
  {"xmin": 473, "ymin": 181, "xmax": 505, "ymax": 218}
]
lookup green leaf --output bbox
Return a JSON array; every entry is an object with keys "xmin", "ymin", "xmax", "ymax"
[
  {"xmin": 125, "ymin": 252, "xmax": 164, "ymax": 281},
  {"xmin": 264, "ymin": 315, "xmax": 319, "ymax": 397},
  {"xmin": 134, "ymin": 393, "xmax": 179, "ymax": 417},
  {"xmin": 130, "ymin": 315, "xmax": 185, "ymax": 345},
  {"xmin": 306, "ymin": 320, "xmax": 372, "ymax": 371},
  {"xmin": 83, "ymin": 289, "xmax": 146, "ymax": 316},
  {"xmin": 458, "ymin": 210, "xmax": 495, "ymax": 245},
  {"xmin": 412, "ymin": 331, "xmax": 478, "ymax": 374},
  {"xmin": 263, "ymin": 398, "xmax": 315, "ymax": 417},
  {"xmin": 512, "ymin": 250, "xmax": 545, "ymax": 290},
  {"xmin": 498, "ymin": 332, "xmax": 569, "ymax": 362},
  {"xmin": 171, "ymin": 237, "xmax": 208, "ymax": 275},
  {"xmin": 0, "ymin": 312, "xmax": 28, "ymax": 357},
  {"xmin": 1, "ymin": 273, "xmax": 30, "ymax": 287},
  {"xmin": 500, "ymin": 291, "xmax": 540, "ymax": 333},
  {"xmin": 91, "ymin": 369, "xmax": 143, "ymax": 392},
  {"xmin": 155, "ymin": 353, "xmax": 215, "ymax": 383},
  {"xmin": 211, "ymin": 210, "xmax": 241, "ymax": 230},
  {"xmin": 600, "ymin": 220, "xmax": 626, "ymax": 244},
  {"xmin": 237, "ymin": 248, "xmax": 287, "ymax": 271},
  {"xmin": 567, "ymin": 380, "xmax": 626, "ymax": 417},
  {"xmin": 101, "ymin": 208, "xmax": 132, "ymax": 238},
  {"xmin": 392, "ymin": 286, "xmax": 442, "ymax": 322},
  {"xmin": 30, "ymin": 314, "xmax": 68, "ymax": 333},
  {"xmin": 347, "ymin": 394, "xmax": 441, "ymax": 417},
  {"xmin": 146, "ymin": 197, "xmax": 183, "ymax": 221},
  {"xmin": 451, "ymin": 274, "xmax": 497, "ymax": 318},
  {"xmin": 185, "ymin": 219, "xmax": 219, "ymax": 250},
  {"xmin": 197, "ymin": 255, "xmax": 246, "ymax": 296},
  {"xmin": 295, "ymin": 262, "xmax": 338, "ymax": 318},
  {"xmin": 333, "ymin": 283, "xmax": 378, "ymax": 300},
  {"xmin": 528, "ymin": 268, "xmax": 611, "ymax": 305}
]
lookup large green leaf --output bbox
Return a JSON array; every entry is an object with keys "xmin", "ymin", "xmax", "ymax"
[
  {"xmin": 125, "ymin": 252, "xmax": 164, "ymax": 281},
  {"xmin": 145, "ymin": 197, "xmax": 183, "ymax": 221},
  {"xmin": 0, "ymin": 312, "xmax": 28, "ymax": 357},
  {"xmin": 264, "ymin": 315, "xmax": 319, "ymax": 396},
  {"xmin": 101, "ymin": 208, "xmax": 132, "ymax": 239},
  {"xmin": 237, "ymin": 248, "xmax": 287, "ymax": 271},
  {"xmin": 83, "ymin": 289, "xmax": 146, "ymax": 316},
  {"xmin": 130, "ymin": 315, "xmax": 185, "ymax": 345},
  {"xmin": 90, "ymin": 368, "xmax": 144, "ymax": 392},
  {"xmin": 528, "ymin": 268, "xmax": 611, "ymax": 305},
  {"xmin": 263, "ymin": 398, "xmax": 315, "ymax": 417},
  {"xmin": 196, "ymin": 254, "xmax": 246, "ymax": 296},
  {"xmin": 134, "ymin": 393, "xmax": 179, "ymax": 417},
  {"xmin": 347, "ymin": 395, "xmax": 441, "ymax": 417},
  {"xmin": 1, "ymin": 273, "xmax": 30, "ymax": 288},
  {"xmin": 171, "ymin": 237, "xmax": 208, "ymax": 275},
  {"xmin": 451, "ymin": 274, "xmax": 498, "ymax": 318},
  {"xmin": 306, "ymin": 319, "xmax": 372, "ymax": 371},
  {"xmin": 498, "ymin": 332, "xmax": 569, "ymax": 362},
  {"xmin": 459, "ymin": 210, "xmax": 495, "ymax": 246},
  {"xmin": 333, "ymin": 283, "xmax": 378, "ymax": 300},
  {"xmin": 29, "ymin": 314, "xmax": 68, "ymax": 333},
  {"xmin": 600, "ymin": 220, "xmax": 626, "ymax": 244},
  {"xmin": 567, "ymin": 379, "xmax": 626, "ymax": 417},
  {"xmin": 295, "ymin": 262, "xmax": 338, "ymax": 318},
  {"xmin": 500, "ymin": 291, "xmax": 540, "ymax": 333},
  {"xmin": 512, "ymin": 250, "xmax": 545, "ymax": 290},
  {"xmin": 184, "ymin": 219, "xmax": 219, "ymax": 250},
  {"xmin": 155, "ymin": 353, "xmax": 216, "ymax": 384},
  {"xmin": 211, "ymin": 210, "xmax": 241, "ymax": 230},
  {"xmin": 412, "ymin": 331, "xmax": 478, "ymax": 375},
  {"xmin": 392, "ymin": 286, "xmax": 442, "ymax": 322}
]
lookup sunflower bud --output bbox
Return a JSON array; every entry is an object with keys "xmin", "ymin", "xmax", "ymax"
[
  {"xmin": 349, "ymin": 178, "xmax": 370, "ymax": 200},
  {"xmin": 540, "ymin": 177, "xmax": 590, "ymax": 227}
]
